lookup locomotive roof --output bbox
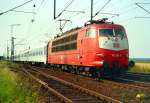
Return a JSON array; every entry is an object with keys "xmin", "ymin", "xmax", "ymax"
[
  {"xmin": 62, "ymin": 27, "xmax": 81, "ymax": 35},
  {"xmin": 52, "ymin": 18, "xmax": 123, "ymax": 40},
  {"xmin": 53, "ymin": 27, "xmax": 81, "ymax": 39},
  {"xmin": 84, "ymin": 18, "xmax": 120, "ymax": 27}
]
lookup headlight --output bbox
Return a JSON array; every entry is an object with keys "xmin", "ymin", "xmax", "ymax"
[
  {"xmin": 112, "ymin": 54, "xmax": 122, "ymax": 57},
  {"xmin": 97, "ymin": 53, "xmax": 104, "ymax": 57}
]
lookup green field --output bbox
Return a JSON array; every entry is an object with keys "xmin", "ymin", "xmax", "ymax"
[
  {"xmin": 129, "ymin": 62, "xmax": 150, "ymax": 73},
  {"xmin": 0, "ymin": 61, "xmax": 43, "ymax": 103}
]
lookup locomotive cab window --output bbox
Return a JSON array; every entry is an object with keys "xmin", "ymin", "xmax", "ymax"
[
  {"xmin": 99, "ymin": 28, "xmax": 125, "ymax": 38},
  {"xmin": 99, "ymin": 29, "xmax": 113, "ymax": 37},
  {"xmin": 86, "ymin": 28, "xmax": 96, "ymax": 38},
  {"xmin": 114, "ymin": 29, "xmax": 125, "ymax": 38}
]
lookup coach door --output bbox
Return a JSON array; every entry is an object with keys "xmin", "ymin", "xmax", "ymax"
[
  {"xmin": 47, "ymin": 42, "xmax": 51, "ymax": 63},
  {"xmin": 79, "ymin": 29, "xmax": 86, "ymax": 65}
]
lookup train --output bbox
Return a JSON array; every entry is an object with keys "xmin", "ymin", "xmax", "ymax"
[{"xmin": 14, "ymin": 18, "xmax": 132, "ymax": 78}]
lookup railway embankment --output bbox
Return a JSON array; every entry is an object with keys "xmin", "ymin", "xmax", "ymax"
[
  {"xmin": 0, "ymin": 61, "xmax": 46, "ymax": 103},
  {"xmin": 1, "ymin": 61, "xmax": 150, "ymax": 103}
]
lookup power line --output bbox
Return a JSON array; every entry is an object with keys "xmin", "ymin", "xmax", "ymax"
[
  {"xmin": 11, "ymin": 10, "xmax": 36, "ymax": 14},
  {"xmin": 54, "ymin": 0, "xmax": 75, "ymax": 19},
  {"xmin": 99, "ymin": 12, "xmax": 119, "ymax": 16},
  {"xmin": 23, "ymin": 0, "xmax": 48, "ymax": 45},
  {"xmin": 135, "ymin": 16, "xmax": 150, "ymax": 19},
  {"xmin": 61, "ymin": 0, "xmax": 75, "ymax": 12},
  {"xmin": 136, "ymin": 3, "xmax": 150, "ymax": 4},
  {"xmin": 109, "ymin": 2, "xmax": 138, "ymax": 20},
  {"xmin": 67, "ymin": 0, "xmax": 112, "ymax": 21},
  {"xmin": 0, "ymin": 0, "xmax": 33, "ymax": 15},
  {"xmin": 135, "ymin": 3, "xmax": 150, "ymax": 15},
  {"xmin": 93, "ymin": 0, "xmax": 111, "ymax": 18},
  {"xmin": 36, "ymin": 0, "xmax": 45, "ymax": 12},
  {"xmin": 68, "ymin": 0, "xmax": 102, "ymax": 19},
  {"xmin": 64, "ymin": 10, "xmax": 85, "ymax": 13},
  {"xmin": 115, "ymin": 17, "xmax": 135, "ymax": 23},
  {"xmin": 23, "ymin": 1, "xmax": 36, "ymax": 44}
]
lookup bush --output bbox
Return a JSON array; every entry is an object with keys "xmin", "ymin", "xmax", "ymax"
[{"xmin": 129, "ymin": 62, "xmax": 150, "ymax": 73}]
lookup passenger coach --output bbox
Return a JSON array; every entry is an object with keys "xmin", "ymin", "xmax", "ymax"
[{"xmin": 14, "ymin": 46, "xmax": 47, "ymax": 65}]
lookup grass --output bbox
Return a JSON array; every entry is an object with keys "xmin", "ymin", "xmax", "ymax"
[
  {"xmin": 0, "ymin": 60, "xmax": 19, "ymax": 69},
  {"xmin": 0, "ymin": 68, "xmax": 17, "ymax": 103},
  {"xmin": 0, "ymin": 61, "xmax": 45, "ymax": 103},
  {"xmin": 129, "ymin": 62, "xmax": 150, "ymax": 73}
]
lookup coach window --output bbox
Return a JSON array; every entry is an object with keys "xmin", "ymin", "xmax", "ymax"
[
  {"xmin": 40, "ymin": 51, "xmax": 42, "ymax": 55},
  {"xmin": 44, "ymin": 47, "xmax": 47, "ymax": 55},
  {"xmin": 38, "ymin": 51, "xmax": 40, "ymax": 55},
  {"xmin": 86, "ymin": 28, "xmax": 96, "ymax": 38}
]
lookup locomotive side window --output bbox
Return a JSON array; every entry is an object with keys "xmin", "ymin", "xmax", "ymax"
[
  {"xmin": 86, "ymin": 28, "xmax": 96, "ymax": 38},
  {"xmin": 52, "ymin": 33, "xmax": 78, "ymax": 52}
]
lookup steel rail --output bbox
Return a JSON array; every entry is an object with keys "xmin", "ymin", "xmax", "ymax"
[
  {"xmin": 21, "ymin": 68, "xmax": 74, "ymax": 103},
  {"xmin": 30, "ymin": 67, "xmax": 122, "ymax": 103}
]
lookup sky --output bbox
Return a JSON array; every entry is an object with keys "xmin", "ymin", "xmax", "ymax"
[{"xmin": 0, "ymin": 0, "xmax": 150, "ymax": 58}]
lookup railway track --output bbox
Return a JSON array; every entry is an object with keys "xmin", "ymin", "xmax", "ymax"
[
  {"xmin": 31, "ymin": 65, "xmax": 150, "ymax": 91},
  {"xmin": 112, "ymin": 72, "xmax": 150, "ymax": 91},
  {"xmin": 120, "ymin": 72, "xmax": 150, "ymax": 82},
  {"xmin": 10, "ymin": 67, "xmax": 62, "ymax": 103},
  {"xmin": 25, "ymin": 65, "xmax": 150, "ymax": 103},
  {"xmin": 21, "ymin": 65, "xmax": 121, "ymax": 103},
  {"xmin": 118, "ymin": 72, "xmax": 150, "ymax": 85}
]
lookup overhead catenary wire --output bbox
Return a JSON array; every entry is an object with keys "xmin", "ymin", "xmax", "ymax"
[
  {"xmin": 11, "ymin": 10, "xmax": 36, "ymax": 14},
  {"xmin": 24, "ymin": 0, "xmax": 46, "ymax": 40},
  {"xmin": 36, "ymin": 0, "xmax": 45, "ymax": 13},
  {"xmin": 92, "ymin": 0, "xmax": 111, "ymax": 18},
  {"xmin": 115, "ymin": 17, "xmax": 135, "ymax": 23},
  {"xmin": 135, "ymin": 3, "xmax": 150, "ymax": 15},
  {"xmin": 135, "ymin": 16, "xmax": 150, "ymax": 19},
  {"xmin": 64, "ymin": 10, "xmax": 85, "ymax": 13},
  {"xmin": 67, "ymin": 0, "xmax": 113, "ymax": 23},
  {"xmin": 54, "ymin": 0, "xmax": 75, "ymax": 19},
  {"xmin": 136, "ymin": 3, "xmax": 150, "ymax": 4},
  {"xmin": 99, "ymin": 12, "xmax": 119, "ymax": 16},
  {"xmin": 109, "ymin": 2, "xmax": 139, "ymax": 21},
  {"xmin": 57, "ymin": 19, "xmax": 72, "ymax": 33},
  {"xmin": 63, "ymin": 0, "xmax": 146, "ymax": 27},
  {"xmin": 68, "ymin": 0, "xmax": 113, "ymax": 23},
  {"xmin": 26, "ymin": 0, "xmax": 142, "ymax": 42},
  {"xmin": 26, "ymin": 0, "xmax": 59, "ymax": 45},
  {"xmin": 0, "ymin": 0, "xmax": 146, "ymax": 55},
  {"xmin": 19, "ymin": 0, "xmax": 150, "ymax": 50},
  {"xmin": 0, "ymin": 0, "xmax": 33, "ymax": 15},
  {"xmin": 67, "ymin": 0, "xmax": 102, "ymax": 19}
]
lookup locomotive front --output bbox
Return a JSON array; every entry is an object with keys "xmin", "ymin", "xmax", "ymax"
[{"xmin": 95, "ymin": 23, "xmax": 129, "ymax": 74}]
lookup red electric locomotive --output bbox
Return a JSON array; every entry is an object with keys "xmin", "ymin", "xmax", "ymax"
[{"xmin": 47, "ymin": 18, "xmax": 129, "ymax": 77}]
